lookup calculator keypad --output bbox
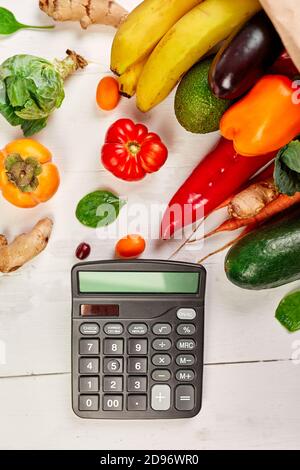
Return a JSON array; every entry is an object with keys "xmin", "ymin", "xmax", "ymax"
[{"xmin": 75, "ymin": 306, "xmax": 202, "ymax": 418}]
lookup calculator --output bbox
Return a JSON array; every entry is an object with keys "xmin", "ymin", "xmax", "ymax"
[{"xmin": 71, "ymin": 260, "xmax": 206, "ymax": 419}]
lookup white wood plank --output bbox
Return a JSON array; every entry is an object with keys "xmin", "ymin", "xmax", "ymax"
[{"xmin": 0, "ymin": 361, "xmax": 299, "ymax": 450}]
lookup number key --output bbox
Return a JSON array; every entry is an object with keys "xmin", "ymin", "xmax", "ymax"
[
  {"xmin": 127, "ymin": 357, "xmax": 147, "ymax": 374},
  {"xmin": 79, "ymin": 357, "xmax": 99, "ymax": 374},
  {"xmin": 103, "ymin": 395, "xmax": 123, "ymax": 411},
  {"xmin": 128, "ymin": 339, "xmax": 148, "ymax": 355},
  {"xmin": 103, "ymin": 358, "xmax": 123, "ymax": 374},
  {"xmin": 79, "ymin": 339, "xmax": 99, "ymax": 355},
  {"xmin": 104, "ymin": 339, "xmax": 123, "ymax": 355},
  {"xmin": 79, "ymin": 395, "xmax": 99, "ymax": 411},
  {"xmin": 127, "ymin": 376, "xmax": 147, "ymax": 392},
  {"xmin": 103, "ymin": 376, "xmax": 123, "ymax": 392},
  {"xmin": 79, "ymin": 376, "xmax": 99, "ymax": 393}
]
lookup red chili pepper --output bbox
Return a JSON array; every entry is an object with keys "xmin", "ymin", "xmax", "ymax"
[
  {"xmin": 160, "ymin": 138, "xmax": 275, "ymax": 239},
  {"xmin": 101, "ymin": 118, "xmax": 168, "ymax": 181},
  {"xmin": 269, "ymin": 50, "xmax": 299, "ymax": 79}
]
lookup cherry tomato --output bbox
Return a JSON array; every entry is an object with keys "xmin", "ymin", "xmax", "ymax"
[
  {"xmin": 76, "ymin": 242, "xmax": 91, "ymax": 260},
  {"xmin": 115, "ymin": 234, "xmax": 146, "ymax": 259},
  {"xmin": 96, "ymin": 76, "xmax": 120, "ymax": 111}
]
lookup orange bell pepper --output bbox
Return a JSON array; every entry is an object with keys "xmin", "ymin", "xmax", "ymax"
[
  {"xmin": 0, "ymin": 139, "xmax": 60, "ymax": 208},
  {"xmin": 220, "ymin": 75, "xmax": 300, "ymax": 156}
]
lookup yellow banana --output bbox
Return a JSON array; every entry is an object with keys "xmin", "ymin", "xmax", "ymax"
[
  {"xmin": 136, "ymin": 0, "xmax": 261, "ymax": 112},
  {"xmin": 118, "ymin": 57, "xmax": 148, "ymax": 98},
  {"xmin": 111, "ymin": 0, "xmax": 203, "ymax": 76}
]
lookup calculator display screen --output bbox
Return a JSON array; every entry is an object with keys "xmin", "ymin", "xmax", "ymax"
[{"xmin": 78, "ymin": 271, "xmax": 199, "ymax": 294}]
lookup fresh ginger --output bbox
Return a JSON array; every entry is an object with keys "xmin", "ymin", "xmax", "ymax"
[
  {"xmin": 228, "ymin": 178, "xmax": 278, "ymax": 219},
  {"xmin": 0, "ymin": 218, "xmax": 53, "ymax": 273},
  {"xmin": 39, "ymin": 0, "xmax": 128, "ymax": 29}
]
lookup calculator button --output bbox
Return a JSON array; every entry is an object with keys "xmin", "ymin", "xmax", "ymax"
[
  {"xmin": 152, "ymin": 323, "xmax": 172, "ymax": 335},
  {"xmin": 176, "ymin": 354, "xmax": 195, "ymax": 366},
  {"xmin": 128, "ymin": 339, "xmax": 148, "ymax": 355},
  {"xmin": 79, "ymin": 323, "xmax": 100, "ymax": 335},
  {"xmin": 175, "ymin": 385, "xmax": 195, "ymax": 411},
  {"xmin": 152, "ymin": 354, "xmax": 171, "ymax": 367},
  {"xmin": 127, "ymin": 357, "xmax": 148, "ymax": 374},
  {"xmin": 103, "ymin": 395, "xmax": 123, "ymax": 411},
  {"xmin": 79, "ymin": 339, "xmax": 100, "ymax": 355},
  {"xmin": 176, "ymin": 339, "xmax": 196, "ymax": 351},
  {"xmin": 79, "ymin": 358, "xmax": 99, "ymax": 374},
  {"xmin": 127, "ymin": 395, "xmax": 147, "ymax": 411},
  {"xmin": 176, "ymin": 324, "xmax": 196, "ymax": 336},
  {"xmin": 104, "ymin": 323, "xmax": 124, "ymax": 335},
  {"xmin": 176, "ymin": 370, "xmax": 195, "ymax": 382},
  {"xmin": 152, "ymin": 370, "xmax": 171, "ymax": 382},
  {"xmin": 176, "ymin": 308, "xmax": 196, "ymax": 320},
  {"xmin": 151, "ymin": 385, "xmax": 171, "ymax": 411},
  {"xmin": 128, "ymin": 323, "xmax": 148, "ymax": 335},
  {"xmin": 127, "ymin": 376, "xmax": 147, "ymax": 392},
  {"xmin": 103, "ymin": 376, "xmax": 123, "ymax": 392},
  {"xmin": 103, "ymin": 358, "xmax": 123, "ymax": 374},
  {"xmin": 104, "ymin": 339, "xmax": 124, "ymax": 355},
  {"xmin": 79, "ymin": 395, "xmax": 99, "ymax": 411},
  {"xmin": 79, "ymin": 376, "xmax": 99, "ymax": 393},
  {"xmin": 152, "ymin": 339, "xmax": 172, "ymax": 351}
]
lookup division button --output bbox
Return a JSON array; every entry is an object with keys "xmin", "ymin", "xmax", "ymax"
[
  {"xmin": 176, "ymin": 354, "xmax": 195, "ymax": 367},
  {"xmin": 104, "ymin": 323, "xmax": 124, "ymax": 335},
  {"xmin": 176, "ymin": 308, "xmax": 196, "ymax": 320},
  {"xmin": 103, "ymin": 357, "xmax": 123, "ymax": 374},
  {"xmin": 151, "ymin": 385, "xmax": 171, "ymax": 411},
  {"xmin": 152, "ymin": 370, "xmax": 171, "ymax": 382},
  {"xmin": 152, "ymin": 354, "xmax": 171, "ymax": 367},
  {"xmin": 79, "ymin": 395, "xmax": 99, "ymax": 411},
  {"xmin": 103, "ymin": 395, "xmax": 123, "ymax": 411},
  {"xmin": 103, "ymin": 376, "xmax": 123, "ymax": 392},
  {"xmin": 152, "ymin": 323, "xmax": 172, "ymax": 335},
  {"xmin": 175, "ymin": 385, "xmax": 195, "ymax": 411},
  {"xmin": 152, "ymin": 339, "xmax": 172, "ymax": 351},
  {"xmin": 127, "ymin": 395, "xmax": 147, "ymax": 411},
  {"xmin": 79, "ymin": 323, "xmax": 100, "ymax": 335},
  {"xmin": 128, "ymin": 323, "xmax": 148, "ymax": 335},
  {"xmin": 176, "ymin": 370, "xmax": 195, "ymax": 382},
  {"xmin": 176, "ymin": 339, "xmax": 196, "ymax": 351},
  {"xmin": 176, "ymin": 324, "xmax": 196, "ymax": 336}
]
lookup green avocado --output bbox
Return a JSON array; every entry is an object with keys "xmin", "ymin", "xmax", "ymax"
[
  {"xmin": 225, "ymin": 210, "xmax": 300, "ymax": 290},
  {"xmin": 174, "ymin": 57, "xmax": 231, "ymax": 134}
]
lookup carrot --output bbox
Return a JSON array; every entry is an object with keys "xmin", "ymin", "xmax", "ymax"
[
  {"xmin": 96, "ymin": 76, "xmax": 120, "ymax": 110},
  {"xmin": 204, "ymin": 192, "xmax": 300, "ymax": 240}
]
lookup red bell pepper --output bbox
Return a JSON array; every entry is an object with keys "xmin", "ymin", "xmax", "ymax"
[
  {"xmin": 101, "ymin": 118, "xmax": 168, "ymax": 181},
  {"xmin": 270, "ymin": 50, "xmax": 299, "ymax": 79},
  {"xmin": 161, "ymin": 138, "xmax": 275, "ymax": 239}
]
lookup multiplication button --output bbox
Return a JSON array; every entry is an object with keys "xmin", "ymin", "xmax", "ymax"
[
  {"xmin": 152, "ymin": 354, "xmax": 171, "ymax": 367},
  {"xmin": 176, "ymin": 354, "xmax": 195, "ymax": 366}
]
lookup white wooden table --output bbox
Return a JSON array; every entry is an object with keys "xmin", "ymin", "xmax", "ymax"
[{"xmin": 0, "ymin": 0, "xmax": 299, "ymax": 450}]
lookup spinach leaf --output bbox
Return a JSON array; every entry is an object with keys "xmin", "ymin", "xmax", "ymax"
[
  {"xmin": 276, "ymin": 291, "xmax": 300, "ymax": 332},
  {"xmin": 76, "ymin": 191, "xmax": 126, "ymax": 228},
  {"xmin": 0, "ymin": 7, "xmax": 54, "ymax": 35},
  {"xmin": 274, "ymin": 140, "xmax": 300, "ymax": 195}
]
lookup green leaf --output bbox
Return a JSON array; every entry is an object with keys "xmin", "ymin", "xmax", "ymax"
[
  {"xmin": 276, "ymin": 291, "xmax": 300, "ymax": 332},
  {"xmin": 76, "ymin": 191, "xmax": 126, "ymax": 229},
  {"xmin": 0, "ymin": 7, "xmax": 54, "ymax": 36},
  {"xmin": 274, "ymin": 140, "xmax": 300, "ymax": 195},
  {"xmin": 21, "ymin": 118, "xmax": 48, "ymax": 137}
]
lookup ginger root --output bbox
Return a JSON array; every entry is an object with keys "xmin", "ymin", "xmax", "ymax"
[
  {"xmin": 39, "ymin": 0, "xmax": 128, "ymax": 29},
  {"xmin": 228, "ymin": 178, "xmax": 279, "ymax": 219},
  {"xmin": 0, "ymin": 218, "xmax": 53, "ymax": 273}
]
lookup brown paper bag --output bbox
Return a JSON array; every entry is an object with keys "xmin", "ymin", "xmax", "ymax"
[{"xmin": 260, "ymin": 0, "xmax": 300, "ymax": 71}]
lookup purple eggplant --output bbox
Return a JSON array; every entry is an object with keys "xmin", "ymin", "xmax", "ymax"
[{"xmin": 209, "ymin": 11, "xmax": 283, "ymax": 100}]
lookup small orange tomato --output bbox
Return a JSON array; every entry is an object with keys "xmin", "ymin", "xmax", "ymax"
[
  {"xmin": 115, "ymin": 234, "xmax": 146, "ymax": 259},
  {"xmin": 96, "ymin": 76, "xmax": 120, "ymax": 111}
]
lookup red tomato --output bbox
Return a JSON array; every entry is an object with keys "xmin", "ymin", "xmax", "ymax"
[{"xmin": 115, "ymin": 234, "xmax": 146, "ymax": 259}]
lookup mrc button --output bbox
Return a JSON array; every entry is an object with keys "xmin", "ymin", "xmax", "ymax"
[{"xmin": 176, "ymin": 308, "xmax": 196, "ymax": 320}]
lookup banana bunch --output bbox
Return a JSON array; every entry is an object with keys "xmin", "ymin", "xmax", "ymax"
[{"xmin": 111, "ymin": 0, "xmax": 261, "ymax": 110}]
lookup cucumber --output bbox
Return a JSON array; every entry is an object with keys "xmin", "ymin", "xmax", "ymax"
[{"xmin": 225, "ymin": 210, "xmax": 300, "ymax": 290}]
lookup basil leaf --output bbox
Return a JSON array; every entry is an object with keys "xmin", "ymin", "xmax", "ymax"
[
  {"xmin": 276, "ymin": 291, "xmax": 300, "ymax": 332},
  {"xmin": 274, "ymin": 140, "xmax": 300, "ymax": 195},
  {"xmin": 76, "ymin": 191, "xmax": 126, "ymax": 229},
  {"xmin": 0, "ymin": 7, "xmax": 54, "ymax": 36}
]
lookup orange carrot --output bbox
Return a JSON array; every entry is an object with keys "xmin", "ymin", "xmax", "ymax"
[
  {"xmin": 96, "ymin": 76, "xmax": 120, "ymax": 111},
  {"xmin": 204, "ymin": 192, "xmax": 300, "ymax": 240}
]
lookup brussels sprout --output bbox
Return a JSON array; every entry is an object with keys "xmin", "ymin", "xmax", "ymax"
[{"xmin": 0, "ymin": 50, "xmax": 87, "ymax": 136}]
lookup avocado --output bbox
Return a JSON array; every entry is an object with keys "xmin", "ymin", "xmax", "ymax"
[
  {"xmin": 174, "ymin": 57, "xmax": 231, "ymax": 134},
  {"xmin": 225, "ymin": 209, "xmax": 300, "ymax": 290}
]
